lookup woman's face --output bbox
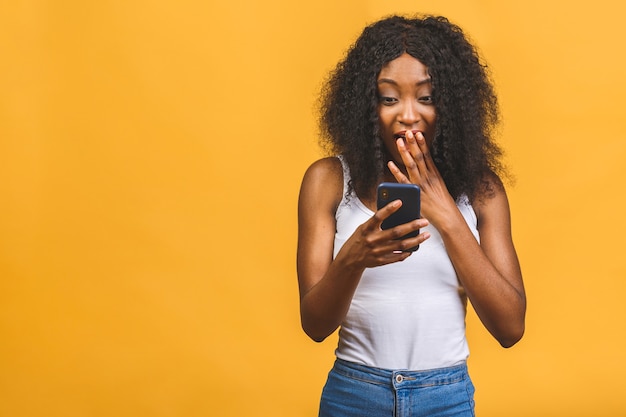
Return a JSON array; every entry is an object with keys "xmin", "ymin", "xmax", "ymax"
[{"xmin": 377, "ymin": 53, "xmax": 437, "ymax": 167}]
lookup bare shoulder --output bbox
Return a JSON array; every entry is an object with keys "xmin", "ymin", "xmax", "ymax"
[
  {"xmin": 299, "ymin": 157, "xmax": 344, "ymax": 215},
  {"xmin": 473, "ymin": 172, "xmax": 511, "ymax": 228},
  {"xmin": 302, "ymin": 157, "xmax": 343, "ymax": 186}
]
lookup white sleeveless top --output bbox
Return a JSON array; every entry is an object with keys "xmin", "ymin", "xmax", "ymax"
[{"xmin": 333, "ymin": 156, "xmax": 479, "ymax": 370}]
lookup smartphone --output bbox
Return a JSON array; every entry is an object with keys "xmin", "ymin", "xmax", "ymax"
[{"xmin": 376, "ymin": 182, "xmax": 421, "ymax": 251}]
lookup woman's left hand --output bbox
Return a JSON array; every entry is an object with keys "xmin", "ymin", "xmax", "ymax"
[{"xmin": 387, "ymin": 130, "xmax": 457, "ymax": 228}]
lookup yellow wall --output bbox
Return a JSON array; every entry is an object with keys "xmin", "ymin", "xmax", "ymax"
[{"xmin": 1, "ymin": 1, "xmax": 625, "ymax": 416}]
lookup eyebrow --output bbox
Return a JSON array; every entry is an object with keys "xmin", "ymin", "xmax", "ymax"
[{"xmin": 377, "ymin": 77, "xmax": 432, "ymax": 86}]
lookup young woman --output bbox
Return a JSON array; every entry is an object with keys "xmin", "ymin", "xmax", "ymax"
[{"xmin": 297, "ymin": 15, "xmax": 526, "ymax": 416}]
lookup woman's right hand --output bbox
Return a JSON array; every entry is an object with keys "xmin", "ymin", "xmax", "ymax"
[{"xmin": 336, "ymin": 200, "xmax": 430, "ymax": 269}]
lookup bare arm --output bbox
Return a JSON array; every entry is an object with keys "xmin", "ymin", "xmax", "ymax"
[
  {"xmin": 389, "ymin": 131, "xmax": 526, "ymax": 347},
  {"xmin": 297, "ymin": 157, "xmax": 430, "ymax": 342},
  {"xmin": 435, "ymin": 181, "xmax": 525, "ymax": 347}
]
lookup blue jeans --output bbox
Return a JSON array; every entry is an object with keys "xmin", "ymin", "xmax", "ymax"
[{"xmin": 319, "ymin": 359, "xmax": 475, "ymax": 417}]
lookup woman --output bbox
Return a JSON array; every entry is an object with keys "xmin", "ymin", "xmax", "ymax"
[{"xmin": 297, "ymin": 15, "xmax": 526, "ymax": 416}]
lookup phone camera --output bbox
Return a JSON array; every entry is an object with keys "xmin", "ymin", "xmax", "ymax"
[{"xmin": 381, "ymin": 189, "xmax": 389, "ymax": 200}]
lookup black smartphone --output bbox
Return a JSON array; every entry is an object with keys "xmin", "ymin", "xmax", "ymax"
[{"xmin": 376, "ymin": 182, "xmax": 421, "ymax": 252}]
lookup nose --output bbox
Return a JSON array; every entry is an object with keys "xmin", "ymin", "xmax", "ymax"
[{"xmin": 398, "ymin": 99, "xmax": 420, "ymax": 127}]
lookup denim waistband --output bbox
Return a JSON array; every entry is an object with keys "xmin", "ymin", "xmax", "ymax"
[{"xmin": 332, "ymin": 358, "xmax": 469, "ymax": 389}]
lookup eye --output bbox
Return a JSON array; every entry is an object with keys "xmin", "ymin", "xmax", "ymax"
[
  {"xmin": 418, "ymin": 96, "xmax": 433, "ymax": 104},
  {"xmin": 379, "ymin": 96, "xmax": 398, "ymax": 106}
]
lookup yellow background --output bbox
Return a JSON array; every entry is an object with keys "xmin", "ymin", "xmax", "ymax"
[{"xmin": 1, "ymin": 0, "xmax": 625, "ymax": 416}]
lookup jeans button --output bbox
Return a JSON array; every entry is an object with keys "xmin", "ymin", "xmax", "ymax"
[{"xmin": 395, "ymin": 374, "xmax": 403, "ymax": 383}]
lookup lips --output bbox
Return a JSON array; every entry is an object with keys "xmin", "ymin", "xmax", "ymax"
[{"xmin": 393, "ymin": 130, "xmax": 421, "ymax": 139}]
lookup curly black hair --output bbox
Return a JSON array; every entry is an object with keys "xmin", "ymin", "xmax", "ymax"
[{"xmin": 319, "ymin": 15, "xmax": 505, "ymax": 203}]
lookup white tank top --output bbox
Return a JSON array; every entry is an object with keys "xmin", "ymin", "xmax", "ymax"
[{"xmin": 333, "ymin": 156, "xmax": 479, "ymax": 370}]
